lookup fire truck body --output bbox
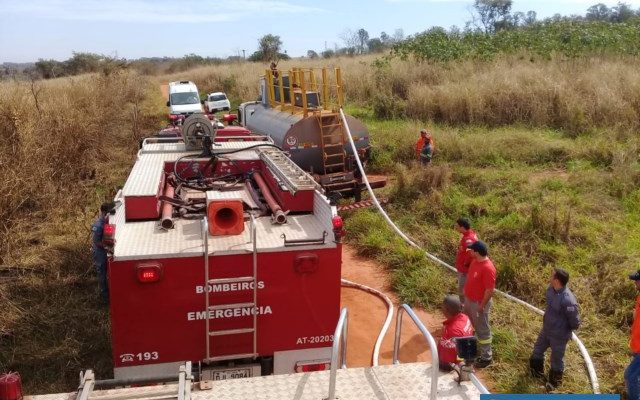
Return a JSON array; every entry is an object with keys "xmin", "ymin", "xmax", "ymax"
[{"xmin": 108, "ymin": 133, "xmax": 342, "ymax": 380}]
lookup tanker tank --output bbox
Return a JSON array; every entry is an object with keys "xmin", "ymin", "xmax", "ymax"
[{"xmin": 238, "ymin": 67, "xmax": 381, "ymax": 198}]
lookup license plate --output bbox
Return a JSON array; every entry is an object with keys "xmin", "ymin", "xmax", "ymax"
[{"xmin": 211, "ymin": 367, "xmax": 252, "ymax": 381}]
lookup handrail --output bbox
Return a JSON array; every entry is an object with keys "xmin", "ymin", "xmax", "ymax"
[
  {"xmin": 339, "ymin": 108, "xmax": 600, "ymax": 393},
  {"xmin": 202, "ymin": 218, "xmax": 210, "ymax": 360},
  {"xmin": 327, "ymin": 308, "xmax": 348, "ymax": 400},
  {"xmin": 251, "ymin": 214, "xmax": 258, "ymax": 358},
  {"xmin": 393, "ymin": 304, "xmax": 439, "ymax": 400}
]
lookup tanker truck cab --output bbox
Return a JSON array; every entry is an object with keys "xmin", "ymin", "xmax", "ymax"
[{"xmin": 167, "ymin": 81, "xmax": 203, "ymax": 115}]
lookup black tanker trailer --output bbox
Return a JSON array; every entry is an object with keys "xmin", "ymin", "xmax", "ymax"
[{"xmin": 238, "ymin": 67, "xmax": 384, "ymax": 200}]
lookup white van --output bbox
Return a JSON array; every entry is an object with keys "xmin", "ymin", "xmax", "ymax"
[
  {"xmin": 167, "ymin": 81, "xmax": 203, "ymax": 115},
  {"xmin": 204, "ymin": 92, "xmax": 231, "ymax": 113}
]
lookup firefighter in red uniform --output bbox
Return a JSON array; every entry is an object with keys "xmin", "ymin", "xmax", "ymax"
[
  {"xmin": 463, "ymin": 240, "xmax": 496, "ymax": 368},
  {"xmin": 455, "ymin": 218, "xmax": 478, "ymax": 304},
  {"xmin": 415, "ymin": 129, "xmax": 435, "ymax": 164},
  {"xmin": 438, "ymin": 294, "xmax": 474, "ymax": 371},
  {"xmin": 626, "ymin": 270, "xmax": 640, "ymax": 400}
]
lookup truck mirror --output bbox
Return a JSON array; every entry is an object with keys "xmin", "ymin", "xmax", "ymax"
[{"xmin": 166, "ymin": 101, "xmax": 170, "ymax": 107}]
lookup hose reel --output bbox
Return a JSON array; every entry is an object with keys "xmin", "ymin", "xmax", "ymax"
[{"xmin": 181, "ymin": 114, "xmax": 216, "ymax": 151}]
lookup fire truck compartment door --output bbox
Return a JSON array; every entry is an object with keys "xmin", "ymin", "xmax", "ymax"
[{"xmin": 294, "ymin": 253, "xmax": 318, "ymax": 273}]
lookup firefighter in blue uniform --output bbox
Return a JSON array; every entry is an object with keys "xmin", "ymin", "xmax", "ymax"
[
  {"xmin": 529, "ymin": 267, "xmax": 581, "ymax": 390},
  {"xmin": 92, "ymin": 202, "xmax": 114, "ymax": 303}
]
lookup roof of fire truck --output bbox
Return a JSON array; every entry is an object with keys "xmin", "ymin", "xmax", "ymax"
[
  {"xmin": 112, "ymin": 138, "xmax": 336, "ymax": 261},
  {"xmin": 27, "ymin": 362, "xmax": 483, "ymax": 400}
]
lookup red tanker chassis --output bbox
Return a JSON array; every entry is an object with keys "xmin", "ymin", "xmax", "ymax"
[{"xmin": 108, "ymin": 133, "xmax": 342, "ymax": 380}]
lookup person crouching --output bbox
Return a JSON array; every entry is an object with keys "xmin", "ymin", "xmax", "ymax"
[{"xmin": 438, "ymin": 294, "xmax": 474, "ymax": 371}]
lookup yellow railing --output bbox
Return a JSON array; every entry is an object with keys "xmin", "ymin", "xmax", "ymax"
[{"xmin": 264, "ymin": 67, "xmax": 344, "ymax": 117}]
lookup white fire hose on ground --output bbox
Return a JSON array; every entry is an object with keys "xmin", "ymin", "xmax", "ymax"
[
  {"xmin": 340, "ymin": 278, "xmax": 394, "ymax": 366},
  {"xmin": 338, "ymin": 108, "xmax": 600, "ymax": 394}
]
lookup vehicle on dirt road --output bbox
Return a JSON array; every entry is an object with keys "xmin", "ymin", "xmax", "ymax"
[
  {"xmin": 238, "ymin": 67, "xmax": 385, "ymax": 200},
  {"xmin": 167, "ymin": 81, "xmax": 203, "ymax": 115},
  {"xmin": 205, "ymin": 92, "xmax": 231, "ymax": 113},
  {"xmin": 107, "ymin": 113, "xmax": 343, "ymax": 381}
]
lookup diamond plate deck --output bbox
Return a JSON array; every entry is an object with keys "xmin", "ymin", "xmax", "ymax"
[
  {"xmin": 26, "ymin": 363, "xmax": 482, "ymax": 400},
  {"xmin": 113, "ymin": 213, "xmax": 335, "ymax": 261}
]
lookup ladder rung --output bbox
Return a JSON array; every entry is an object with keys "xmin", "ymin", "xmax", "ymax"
[
  {"xmin": 208, "ymin": 277, "xmax": 255, "ymax": 285},
  {"xmin": 204, "ymin": 353, "xmax": 258, "ymax": 363},
  {"xmin": 209, "ymin": 302, "xmax": 255, "ymax": 311},
  {"xmin": 325, "ymin": 163, "xmax": 345, "ymax": 168},
  {"xmin": 323, "ymin": 143, "xmax": 343, "ymax": 148},
  {"xmin": 325, "ymin": 154, "xmax": 345, "ymax": 159},
  {"xmin": 209, "ymin": 328, "xmax": 255, "ymax": 336},
  {"xmin": 321, "ymin": 123, "xmax": 342, "ymax": 128}
]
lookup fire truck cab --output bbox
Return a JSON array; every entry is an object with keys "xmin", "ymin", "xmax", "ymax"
[{"xmin": 107, "ymin": 115, "xmax": 343, "ymax": 381}]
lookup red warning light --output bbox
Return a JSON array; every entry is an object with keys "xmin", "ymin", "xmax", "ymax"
[{"xmin": 136, "ymin": 263, "xmax": 162, "ymax": 283}]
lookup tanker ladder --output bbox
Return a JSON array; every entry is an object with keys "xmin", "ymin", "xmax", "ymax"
[
  {"xmin": 317, "ymin": 113, "xmax": 347, "ymax": 175},
  {"xmin": 202, "ymin": 216, "xmax": 259, "ymax": 363},
  {"xmin": 75, "ymin": 362, "xmax": 193, "ymax": 400},
  {"xmin": 258, "ymin": 147, "xmax": 322, "ymax": 195}
]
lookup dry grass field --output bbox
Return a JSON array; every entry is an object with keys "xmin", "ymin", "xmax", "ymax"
[{"xmin": 1, "ymin": 53, "xmax": 639, "ymax": 395}]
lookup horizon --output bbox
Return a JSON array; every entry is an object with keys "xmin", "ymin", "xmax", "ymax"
[{"xmin": 1, "ymin": 0, "xmax": 640, "ymax": 63}]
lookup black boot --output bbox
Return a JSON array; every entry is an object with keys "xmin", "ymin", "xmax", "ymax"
[
  {"xmin": 529, "ymin": 358, "xmax": 544, "ymax": 379},
  {"xmin": 546, "ymin": 369, "xmax": 563, "ymax": 391}
]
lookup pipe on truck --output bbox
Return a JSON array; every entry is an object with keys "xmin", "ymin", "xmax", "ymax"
[
  {"xmin": 161, "ymin": 184, "xmax": 175, "ymax": 229},
  {"xmin": 252, "ymin": 172, "xmax": 287, "ymax": 224}
]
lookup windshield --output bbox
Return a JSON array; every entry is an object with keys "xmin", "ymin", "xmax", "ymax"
[
  {"xmin": 210, "ymin": 94, "xmax": 227, "ymax": 101},
  {"xmin": 170, "ymin": 92, "xmax": 200, "ymax": 105}
]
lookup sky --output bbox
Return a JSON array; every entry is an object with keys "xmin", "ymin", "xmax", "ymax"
[{"xmin": 1, "ymin": 0, "xmax": 640, "ymax": 63}]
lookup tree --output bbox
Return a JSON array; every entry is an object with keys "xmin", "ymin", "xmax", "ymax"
[
  {"xmin": 307, "ymin": 50, "xmax": 319, "ymax": 59},
  {"xmin": 392, "ymin": 28, "xmax": 405, "ymax": 43},
  {"xmin": 473, "ymin": 0, "xmax": 513, "ymax": 32},
  {"xmin": 321, "ymin": 49, "xmax": 335, "ymax": 59},
  {"xmin": 610, "ymin": 2, "xmax": 635, "ymax": 22},
  {"xmin": 586, "ymin": 3, "xmax": 610, "ymax": 21},
  {"xmin": 257, "ymin": 34, "xmax": 283, "ymax": 62},
  {"xmin": 380, "ymin": 31, "xmax": 391, "ymax": 45},
  {"xmin": 367, "ymin": 38, "xmax": 384, "ymax": 53},
  {"xmin": 35, "ymin": 59, "xmax": 65, "ymax": 79},
  {"xmin": 357, "ymin": 28, "xmax": 369, "ymax": 54},
  {"xmin": 339, "ymin": 29, "xmax": 359, "ymax": 55}
]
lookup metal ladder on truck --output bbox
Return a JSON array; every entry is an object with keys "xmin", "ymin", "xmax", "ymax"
[
  {"xmin": 201, "ymin": 216, "xmax": 259, "ymax": 363},
  {"xmin": 76, "ymin": 362, "xmax": 194, "ymax": 400},
  {"xmin": 259, "ymin": 147, "xmax": 322, "ymax": 194},
  {"xmin": 317, "ymin": 113, "xmax": 347, "ymax": 175}
]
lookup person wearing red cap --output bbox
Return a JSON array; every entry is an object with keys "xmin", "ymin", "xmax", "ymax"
[
  {"xmin": 626, "ymin": 270, "xmax": 640, "ymax": 400},
  {"xmin": 415, "ymin": 129, "xmax": 435, "ymax": 165},
  {"xmin": 438, "ymin": 294, "xmax": 474, "ymax": 371},
  {"xmin": 463, "ymin": 240, "xmax": 496, "ymax": 368},
  {"xmin": 455, "ymin": 217, "xmax": 478, "ymax": 304}
]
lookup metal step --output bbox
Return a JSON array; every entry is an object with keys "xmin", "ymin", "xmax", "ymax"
[
  {"xmin": 208, "ymin": 302, "xmax": 255, "ymax": 311},
  {"xmin": 208, "ymin": 277, "xmax": 254, "ymax": 285},
  {"xmin": 208, "ymin": 328, "xmax": 255, "ymax": 336},
  {"xmin": 204, "ymin": 353, "xmax": 258, "ymax": 363},
  {"xmin": 324, "ymin": 153, "xmax": 345, "ymax": 159}
]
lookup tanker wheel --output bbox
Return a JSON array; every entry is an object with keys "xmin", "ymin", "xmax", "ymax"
[{"xmin": 354, "ymin": 187, "xmax": 362, "ymax": 202}]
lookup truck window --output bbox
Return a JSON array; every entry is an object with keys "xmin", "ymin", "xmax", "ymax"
[
  {"xmin": 211, "ymin": 94, "xmax": 227, "ymax": 101},
  {"xmin": 171, "ymin": 92, "xmax": 200, "ymax": 105}
]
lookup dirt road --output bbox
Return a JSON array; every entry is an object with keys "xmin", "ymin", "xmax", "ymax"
[{"xmin": 340, "ymin": 245, "xmax": 443, "ymax": 367}]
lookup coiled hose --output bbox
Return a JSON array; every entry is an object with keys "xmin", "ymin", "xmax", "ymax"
[{"xmin": 338, "ymin": 108, "xmax": 600, "ymax": 394}]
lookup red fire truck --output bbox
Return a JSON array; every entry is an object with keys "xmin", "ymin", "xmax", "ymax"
[{"xmin": 106, "ymin": 114, "xmax": 344, "ymax": 381}]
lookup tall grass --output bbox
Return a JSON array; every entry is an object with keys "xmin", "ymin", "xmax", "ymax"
[
  {"xmin": 156, "ymin": 55, "xmax": 640, "ymax": 136},
  {"xmin": 343, "ymin": 110, "xmax": 640, "ymax": 394},
  {"xmin": 0, "ymin": 71, "xmax": 164, "ymax": 392}
]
